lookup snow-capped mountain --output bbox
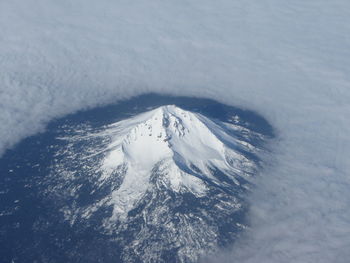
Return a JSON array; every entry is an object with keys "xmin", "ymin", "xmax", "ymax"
[
  {"xmin": 97, "ymin": 105, "xmax": 255, "ymax": 220},
  {"xmin": 46, "ymin": 105, "xmax": 266, "ymax": 262}
]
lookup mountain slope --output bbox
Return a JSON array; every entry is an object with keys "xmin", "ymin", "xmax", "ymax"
[
  {"xmin": 95, "ymin": 106, "xmax": 254, "ymax": 220},
  {"xmin": 46, "ymin": 105, "xmax": 266, "ymax": 262}
]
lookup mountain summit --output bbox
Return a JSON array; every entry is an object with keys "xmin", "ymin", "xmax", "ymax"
[{"xmin": 98, "ymin": 105, "xmax": 255, "ymax": 220}]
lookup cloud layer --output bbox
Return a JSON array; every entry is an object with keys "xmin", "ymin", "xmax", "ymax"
[{"xmin": 1, "ymin": 0, "xmax": 350, "ymax": 262}]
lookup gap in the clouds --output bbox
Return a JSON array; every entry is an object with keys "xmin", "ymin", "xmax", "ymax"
[{"xmin": 0, "ymin": 93, "xmax": 274, "ymax": 263}]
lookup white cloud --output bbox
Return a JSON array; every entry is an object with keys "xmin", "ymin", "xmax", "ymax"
[{"xmin": 1, "ymin": 0, "xmax": 350, "ymax": 262}]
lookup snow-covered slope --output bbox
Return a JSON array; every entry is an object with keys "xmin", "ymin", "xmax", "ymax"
[{"xmin": 91, "ymin": 105, "xmax": 255, "ymax": 220}]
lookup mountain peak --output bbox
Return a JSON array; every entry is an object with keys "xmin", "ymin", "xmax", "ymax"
[
  {"xmin": 130, "ymin": 104, "xmax": 191, "ymax": 140},
  {"xmin": 90, "ymin": 105, "xmax": 256, "ymax": 220}
]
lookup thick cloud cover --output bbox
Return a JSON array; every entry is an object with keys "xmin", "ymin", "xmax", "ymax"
[{"xmin": 1, "ymin": 0, "xmax": 350, "ymax": 262}]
